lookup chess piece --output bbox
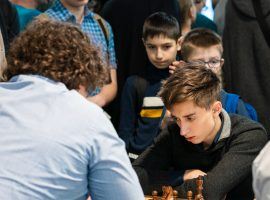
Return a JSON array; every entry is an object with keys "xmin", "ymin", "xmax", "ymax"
[
  {"xmin": 187, "ymin": 190, "xmax": 193, "ymax": 200},
  {"xmin": 195, "ymin": 176, "xmax": 204, "ymax": 200},
  {"xmin": 152, "ymin": 190, "xmax": 158, "ymax": 200},
  {"xmin": 162, "ymin": 186, "xmax": 173, "ymax": 200},
  {"xmin": 173, "ymin": 190, "xmax": 178, "ymax": 200}
]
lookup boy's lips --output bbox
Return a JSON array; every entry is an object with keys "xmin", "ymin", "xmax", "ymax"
[{"xmin": 186, "ymin": 136, "xmax": 195, "ymax": 141}]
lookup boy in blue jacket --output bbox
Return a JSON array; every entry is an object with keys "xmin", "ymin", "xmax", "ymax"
[
  {"xmin": 170, "ymin": 28, "xmax": 257, "ymax": 121},
  {"xmin": 118, "ymin": 12, "xmax": 181, "ymax": 160}
]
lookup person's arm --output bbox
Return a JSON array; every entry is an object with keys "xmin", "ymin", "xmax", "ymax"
[
  {"xmin": 88, "ymin": 21, "xmax": 118, "ymax": 107},
  {"xmin": 176, "ymin": 127, "xmax": 268, "ymax": 199},
  {"xmin": 133, "ymin": 124, "xmax": 184, "ymax": 194},
  {"xmin": 88, "ymin": 112, "xmax": 144, "ymax": 200},
  {"xmin": 88, "ymin": 68, "xmax": 117, "ymax": 107},
  {"xmin": 118, "ymin": 76, "xmax": 138, "ymax": 149}
]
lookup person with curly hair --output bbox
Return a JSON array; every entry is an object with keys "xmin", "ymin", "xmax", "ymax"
[{"xmin": 0, "ymin": 19, "xmax": 144, "ymax": 200}]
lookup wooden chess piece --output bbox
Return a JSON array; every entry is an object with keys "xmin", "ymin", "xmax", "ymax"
[
  {"xmin": 162, "ymin": 186, "xmax": 173, "ymax": 200},
  {"xmin": 187, "ymin": 190, "xmax": 193, "ymax": 200},
  {"xmin": 152, "ymin": 190, "xmax": 158, "ymax": 200},
  {"xmin": 173, "ymin": 190, "xmax": 178, "ymax": 200},
  {"xmin": 195, "ymin": 176, "xmax": 204, "ymax": 200}
]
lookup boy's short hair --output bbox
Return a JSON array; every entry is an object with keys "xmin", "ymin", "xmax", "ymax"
[
  {"xmin": 158, "ymin": 63, "xmax": 221, "ymax": 110},
  {"xmin": 142, "ymin": 12, "xmax": 181, "ymax": 41},
  {"xmin": 181, "ymin": 28, "xmax": 223, "ymax": 61},
  {"xmin": 5, "ymin": 19, "xmax": 109, "ymax": 90}
]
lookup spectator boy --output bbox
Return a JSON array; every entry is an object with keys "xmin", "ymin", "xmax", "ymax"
[
  {"xmin": 170, "ymin": 28, "xmax": 257, "ymax": 120},
  {"xmin": 118, "ymin": 12, "xmax": 181, "ymax": 160}
]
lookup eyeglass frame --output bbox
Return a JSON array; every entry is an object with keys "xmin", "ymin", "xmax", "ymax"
[{"xmin": 187, "ymin": 58, "xmax": 224, "ymax": 69}]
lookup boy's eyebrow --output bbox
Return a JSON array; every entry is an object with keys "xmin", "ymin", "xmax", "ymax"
[
  {"xmin": 183, "ymin": 113, "xmax": 196, "ymax": 118},
  {"xmin": 171, "ymin": 112, "xmax": 196, "ymax": 119}
]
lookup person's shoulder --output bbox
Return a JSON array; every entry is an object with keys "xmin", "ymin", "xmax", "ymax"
[{"xmin": 229, "ymin": 114, "xmax": 268, "ymax": 140}]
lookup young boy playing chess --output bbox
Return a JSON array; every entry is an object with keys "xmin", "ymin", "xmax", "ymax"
[{"xmin": 133, "ymin": 64, "xmax": 268, "ymax": 200}]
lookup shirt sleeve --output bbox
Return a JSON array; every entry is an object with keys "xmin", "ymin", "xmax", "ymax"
[
  {"xmin": 253, "ymin": 142, "xmax": 270, "ymax": 200},
  {"xmin": 88, "ymin": 113, "xmax": 144, "ymax": 200},
  {"xmin": 133, "ymin": 125, "xmax": 184, "ymax": 194},
  {"xmin": 106, "ymin": 21, "xmax": 117, "ymax": 69}
]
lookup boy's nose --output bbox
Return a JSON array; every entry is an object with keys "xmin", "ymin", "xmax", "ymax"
[{"xmin": 155, "ymin": 49, "xmax": 163, "ymax": 60}]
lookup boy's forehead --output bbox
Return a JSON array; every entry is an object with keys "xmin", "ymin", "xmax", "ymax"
[
  {"xmin": 144, "ymin": 35, "xmax": 177, "ymax": 44},
  {"xmin": 187, "ymin": 45, "xmax": 222, "ymax": 59}
]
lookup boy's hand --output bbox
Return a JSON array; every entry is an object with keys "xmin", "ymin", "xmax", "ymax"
[
  {"xmin": 169, "ymin": 60, "xmax": 186, "ymax": 74},
  {"xmin": 183, "ymin": 169, "xmax": 206, "ymax": 181}
]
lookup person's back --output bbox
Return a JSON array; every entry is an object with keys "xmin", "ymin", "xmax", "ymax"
[
  {"xmin": 223, "ymin": 0, "xmax": 270, "ymax": 133},
  {"xmin": 0, "ymin": 19, "xmax": 144, "ymax": 200},
  {"xmin": 172, "ymin": 28, "xmax": 257, "ymax": 120},
  {"xmin": 119, "ymin": 12, "xmax": 181, "ymax": 159}
]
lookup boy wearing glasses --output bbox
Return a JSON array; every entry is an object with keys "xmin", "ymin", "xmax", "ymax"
[
  {"xmin": 133, "ymin": 64, "xmax": 268, "ymax": 200},
  {"xmin": 170, "ymin": 28, "xmax": 257, "ymax": 120}
]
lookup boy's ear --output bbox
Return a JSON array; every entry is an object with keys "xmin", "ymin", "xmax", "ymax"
[
  {"xmin": 177, "ymin": 36, "xmax": 184, "ymax": 51},
  {"xmin": 212, "ymin": 101, "xmax": 222, "ymax": 116},
  {"xmin": 220, "ymin": 58, "xmax": 225, "ymax": 68},
  {"xmin": 142, "ymin": 38, "xmax": 145, "ymax": 45}
]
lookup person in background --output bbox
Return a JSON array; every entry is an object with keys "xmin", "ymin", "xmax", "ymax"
[
  {"xmin": 46, "ymin": 0, "xmax": 117, "ymax": 108},
  {"xmin": 0, "ymin": 0, "xmax": 20, "ymax": 52},
  {"xmin": 222, "ymin": 0, "xmax": 270, "ymax": 134},
  {"xmin": 133, "ymin": 64, "xmax": 268, "ymax": 199},
  {"xmin": 101, "ymin": 0, "xmax": 181, "ymax": 129},
  {"xmin": 0, "ymin": 19, "xmax": 144, "ymax": 200},
  {"xmin": 119, "ymin": 12, "xmax": 181, "ymax": 161},
  {"xmin": 9, "ymin": 0, "xmax": 52, "ymax": 31},
  {"xmin": 192, "ymin": 0, "xmax": 217, "ymax": 32},
  {"xmin": 170, "ymin": 28, "xmax": 257, "ymax": 120},
  {"xmin": 178, "ymin": 0, "xmax": 197, "ymax": 36}
]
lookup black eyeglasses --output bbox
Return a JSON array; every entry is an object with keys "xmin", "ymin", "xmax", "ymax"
[{"xmin": 188, "ymin": 59, "xmax": 224, "ymax": 69}]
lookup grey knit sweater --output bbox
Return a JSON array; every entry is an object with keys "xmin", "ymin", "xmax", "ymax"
[{"xmin": 133, "ymin": 110, "xmax": 268, "ymax": 200}]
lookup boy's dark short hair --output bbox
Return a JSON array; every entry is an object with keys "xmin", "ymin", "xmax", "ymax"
[
  {"xmin": 158, "ymin": 63, "xmax": 221, "ymax": 109},
  {"xmin": 5, "ymin": 19, "xmax": 110, "ymax": 91},
  {"xmin": 142, "ymin": 12, "xmax": 181, "ymax": 41},
  {"xmin": 181, "ymin": 28, "xmax": 223, "ymax": 61}
]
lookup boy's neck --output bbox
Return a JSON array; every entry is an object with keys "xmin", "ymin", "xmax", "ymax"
[
  {"xmin": 203, "ymin": 114, "xmax": 222, "ymax": 150},
  {"xmin": 61, "ymin": 1, "xmax": 85, "ymax": 24}
]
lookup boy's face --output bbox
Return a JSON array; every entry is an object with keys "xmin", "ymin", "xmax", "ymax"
[
  {"xmin": 144, "ymin": 35, "xmax": 180, "ymax": 69},
  {"xmin": 170, "ymin": 100, "xmax": 222, "ymax": 148},
  {"xmin": 186, "ymin": 45, "xmax": 224, "ymax": 76}
]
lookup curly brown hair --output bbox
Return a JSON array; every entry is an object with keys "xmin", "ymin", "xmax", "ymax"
[{"xmin": 4, "ymin": 18, "xmax": 110, "ymax": 91}]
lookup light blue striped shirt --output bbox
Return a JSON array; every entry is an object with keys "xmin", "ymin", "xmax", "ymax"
[{"xmin": 0, "ymin": 75, "xmax": 144, "ymax": 200}]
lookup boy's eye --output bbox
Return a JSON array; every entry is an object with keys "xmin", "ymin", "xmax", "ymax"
[
  {"xmin": 147, "ymin": 45, "xmax": 154, "ymax": 49},
  {"xmin": 209, "ymin": 60, "xmax": 220, "ymax": 65},
  {"xmin": 186, "ymin": 117, "xmax": 195, "ymax": 121},
  {"xmin": 162, "ymin": 45, "xmax": 172, "ymax": 50}
]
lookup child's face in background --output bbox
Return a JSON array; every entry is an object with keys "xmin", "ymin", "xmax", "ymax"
[
  {"xmin": 144, "ymin": 35, "xmax": 180, "ymax": 69},
  {"xmin": 186, "ymin": 45, "xmax": 224, "ymax": 77}
]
